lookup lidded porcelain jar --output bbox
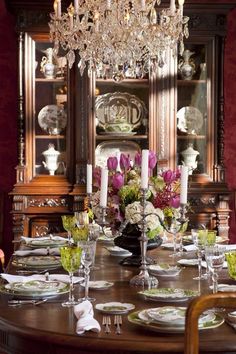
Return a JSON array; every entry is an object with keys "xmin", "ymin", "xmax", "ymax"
[
  {"xmin": 42, "ymin": 144, "xmax": 60, "ymax": 175},
  {"xmin": 180, "ymin": 143, "xmax": 199, "ymax": 175}
]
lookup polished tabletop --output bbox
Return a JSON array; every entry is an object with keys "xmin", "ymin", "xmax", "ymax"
[{"xmin": 0, "ymin": 241, "xmax": 236, "ymax": 354}]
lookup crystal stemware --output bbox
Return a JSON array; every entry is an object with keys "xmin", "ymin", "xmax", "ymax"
[
  {"xmin": 191, "ymin": 228, "xmax": 208, "ymax": 280},
  {"xmin": 60, "ymin": 245, "xmax": 82, "ymax": 307},
  {"xmin": 61, "ymin": 215, "xmax": 76, "ymax": 244},
  {"xmin": 205, "ymin": 245, "xmax": 225, "ymax": 293},
  {"xmin": 77, "ymin": 240, "xmax": 96, "ymax": 302}
]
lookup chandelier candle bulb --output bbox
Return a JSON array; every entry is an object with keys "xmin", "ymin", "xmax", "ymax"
[
  {"xmin": 170, "ymin": 0, "xmax": 176, "ymax": 15},
  {"xmin": 57, "ymin": 0, "xmax": 61, "ymax": 18},
  {"xmin": 100, "ymin": 168, "xmax": 108, "ymax": 208},
  {"xmin": 141, "ymin": 150, "xmax": 149, "ymax": 189},
  {"xmin": 180, "ymin": 165, "xmax": 189, "ymax": 204},
  {"xmin": 86, "ymin": 164, "xmax": 93, "ymax": 194},
  {"xmin": 74, "ymin": 0, "xmax": 78, "ymax": 14}
]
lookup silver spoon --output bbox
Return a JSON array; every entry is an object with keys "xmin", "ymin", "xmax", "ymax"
[{"xmin": 8, "ymin": 298, "xmax": 48, "ymax": 307}]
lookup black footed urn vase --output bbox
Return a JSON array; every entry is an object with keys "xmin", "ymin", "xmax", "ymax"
[{"xmin": 114, "ymin": 223, "xmax": 162, "ymax": 266}]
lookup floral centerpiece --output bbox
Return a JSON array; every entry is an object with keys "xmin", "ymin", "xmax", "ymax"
[{"xmin": 92, "ymin": 151, "xmax": 183, "ymax": 240}]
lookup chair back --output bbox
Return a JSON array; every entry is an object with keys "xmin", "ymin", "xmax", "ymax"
[{"xmin": 184, "ymin": 292, "xmax": 236, "ymax": 354}]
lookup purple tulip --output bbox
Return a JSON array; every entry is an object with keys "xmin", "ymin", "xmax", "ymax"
[
  {"xmin": 170, "ymin": 195, "xmax": 180, "ymax": 208},
  {"xmin": 148, "ymin": 151, "xmax": 157, "ymax": 170},
  {"xmin": 162, "ymin": 169, "xmax": 176, "ymax": 184},
  {"xmin": 120, "ymin": 153, "xmax": 131, "ymax": 171},
  {"xmin": 107, "ymin": 156, "xmax": 118, "ymax": 171},
  {"xmin": 112, "ymin": 173, "xmax": 124, "ymax": 190},
  {"xmin": 134, "ymin": 152, "xmax": 142, "ymax": 167}
]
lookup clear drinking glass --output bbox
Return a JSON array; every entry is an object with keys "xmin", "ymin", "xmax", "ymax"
[
  {"xmin": 60, "ymin": 245, "xmax": 82, "ymax": 307},
  {"xmin": 61, "ymin": 215, "xmax": 77, "ymax": 244},
  {"xmin": 77, "ymin": 240, "xmax": 96, "ymax": 302},
  {"xmin": 169, "ymin": 219, "xmax": 181, "ymax": 258},
  {"xmin": 191, "ymin": 228, "xmax": 208, "ymax": 280},
  {"xmin": 205, "ymin": 245, "xmax": 225, "ymax": 293}
]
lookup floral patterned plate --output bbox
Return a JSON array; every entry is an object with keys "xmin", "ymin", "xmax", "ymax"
[
  {"xmin": 95, "ymin": 302, "xmax": 135, "ymax": 314},
  {"xmin": 0, "ymin": 280, "xmax": 69, "ymax": 298},
  {"xmin": 148, "ymin": 264, "xmax": 182, "ymax": 277},
  {"xmin": 12, "ymin": 255, "xmax": 61, "ymax": 270},
  {"xmin": 138, "ymin": 288, "xmax": 199, "ymax": 302}
]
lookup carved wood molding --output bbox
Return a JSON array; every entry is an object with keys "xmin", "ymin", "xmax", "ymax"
[{"xmin": 27, "ymin": 197, "xmax": 67, "ymax": 208}]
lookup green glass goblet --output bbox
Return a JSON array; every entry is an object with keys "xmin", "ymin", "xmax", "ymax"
[
  {"xmin": 61, "ymin": 215, "xmax": 76, "ymax": 244},
  {"xmin": 60, "ymin": 245, "xmax": 82, "ymax": 307}
]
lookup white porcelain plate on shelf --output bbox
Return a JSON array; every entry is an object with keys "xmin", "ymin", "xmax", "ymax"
[
  {"xmin": 38, "ymin": 104, "xmax": 67, "ymax": 135},
  {"xmin": 177, "ymin": 106, "xmax": 203, "ymax": 135}
]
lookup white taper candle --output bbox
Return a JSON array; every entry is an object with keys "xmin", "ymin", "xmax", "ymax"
[
  {"xmin": 100, "ymin": 168, "xmax": 108, "ymax": 208},
  {"xmin": 180, "ymin": 165, "xmax": 189, "ymax": 204},
  {"xmin": 141, "ymin": 149, "xmax": 149, "ymax": 189},
  {"xmin": 86, "ymin": 164, "xmax": 93, "ymax": 194}
]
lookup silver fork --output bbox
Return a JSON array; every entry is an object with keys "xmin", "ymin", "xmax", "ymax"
[
  {"xmin": 114, "ymin": 315, "xmax": 122, "ymax": 335},
  {"xmin": 102, "ymin": 316, "xmax": 111, "ymax": 334}
]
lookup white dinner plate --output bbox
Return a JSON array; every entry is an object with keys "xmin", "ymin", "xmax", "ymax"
[
  {"xmin": 128, "ymin": 310, "xmax": 224, "ymax": 333},
  {"xmin": 138, "ymin": 288, "xmax": 199, "ymax": 302},
  {"xmin": 177, "ymin": 259, "xmax": 199, "ymax": 267},
  {"xmin": 0, "ymin": 280, "xmax": 69, "ymax": 299},
  {"xmin": 12, "ymin": 255, "xmax": 61, "ymax": 270},
  {"xmin": 105, "ymin": 246, "xmax": 132, "ymax": 257},
  {"xmin": 95, "ymin": 302, "xmax": 135, "ymax": 314},
  {"xmin": 80, "ymin": 280, "xmax": 114, "ymax": 290},
  {"xmin": 148, "ymin": 264, "xmax": 182, "ymax": 277}
]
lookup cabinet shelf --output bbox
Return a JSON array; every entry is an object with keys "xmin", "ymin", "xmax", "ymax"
[
  {"xmin": 177, "ymin": 79, "xmax": 206, "ymax": 85},
  {"xmin": 35, "ymin": 78, "xmax": 66, "ymax": 83},
  {"xmin": 96, "ymin": 78, "xmax": 149, "ymax": 88},
  {"xmin": 35, "ymin": 135, "xmax": 65, "ymax": 139},
  {"xmin": 177, "ymin": 135, "xmax": 205, "ymax": 140},
  {"xmin": 96, "ymin": 134, "xmax": 148, "ymax": 140}
]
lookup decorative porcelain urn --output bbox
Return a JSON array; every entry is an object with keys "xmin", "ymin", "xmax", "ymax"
[
  {"xmin": 40, "ymin": 48, "xmax": 57, "ymax": 79},
  {"xmin": 42, "ymin": 144, "xmax": 60, "ymax": 175},
  {"xmin": 178, "ymin": 50, "xmax": 196, "ymax": 80},
  {"xmin": 180, "ymin": 143, "xmax": 199, "ymax": 175}
]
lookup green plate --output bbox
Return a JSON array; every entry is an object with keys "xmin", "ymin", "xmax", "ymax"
[{"xmin": 128, "ymin": 310, "xmax": 224, "ymax": 333}]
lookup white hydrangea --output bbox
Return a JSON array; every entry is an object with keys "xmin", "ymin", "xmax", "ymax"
[{"xmin": 125, "ymin": 201, "xmax": 164, "ymax": 232}]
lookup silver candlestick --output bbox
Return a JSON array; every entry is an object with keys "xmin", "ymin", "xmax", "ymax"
[{"xmin": 129, "ymin": 188, "xmax": 155, "ymax": 287}]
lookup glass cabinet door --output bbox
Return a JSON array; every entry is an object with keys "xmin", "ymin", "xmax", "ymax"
[
  {"xmin": 25, "ymin": 34, "xmax": 68, "ymax": 178},
  {"xmin": 93, "ymin": 68, "xmax": 149, "ymax": 167},
  {"xmin": 177, "ymin": 40, "xmax": 212, "ymax": 177}
]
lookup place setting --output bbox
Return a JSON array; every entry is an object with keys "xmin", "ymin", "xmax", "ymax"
[
  {"xmin": 128, "ymin": 305, "xmax": 225, "ymax": 333},
  {"xmin": 138, "ymin": 287, "xmax": 199, "ymax": 303}
]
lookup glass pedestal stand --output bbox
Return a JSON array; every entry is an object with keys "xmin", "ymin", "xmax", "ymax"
[{"xmin": 129, "ymin": 188, "xmax": 157, "ymax": 287}]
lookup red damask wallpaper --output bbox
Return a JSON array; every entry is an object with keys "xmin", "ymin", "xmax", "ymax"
[{"xmin": 0, "ymin": 0, "xmax": 236, "ymax": 258}]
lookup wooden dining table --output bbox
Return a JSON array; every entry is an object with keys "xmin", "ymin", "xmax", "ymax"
[{"xmin": 0, "ymin": 241, "xmax": 236, "ymax": 354}]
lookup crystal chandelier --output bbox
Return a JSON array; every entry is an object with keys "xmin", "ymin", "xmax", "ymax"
[{"xmin": 49, "ymin": 0, "xmax": 189, "ymax": 80}]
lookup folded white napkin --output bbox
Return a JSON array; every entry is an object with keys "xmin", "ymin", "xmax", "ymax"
[
  {"xmin": 21, "ymin": 235, "xmax": 67, "ymax": 243},
  {"xmin": 1, "ymin": 273, "xmax": 83, "ymax": 284},
  {"xmin": 183, "ymin": 244, "xmax": 197, "ymax": 252},
  {"xmin": 74, "ymin": 300, "xmax": 101, "ymax": 335},
  {"xmin": 13, "ymin": 248, "xmax": 60, "ymax": 257}
]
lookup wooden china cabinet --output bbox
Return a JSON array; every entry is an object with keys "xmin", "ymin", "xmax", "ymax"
[{"xmin": 7, "ymin": 1, "xmax": 233, "ymax": 241}]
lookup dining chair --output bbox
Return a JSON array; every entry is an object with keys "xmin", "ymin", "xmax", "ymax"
[{"xmin": 184, "ymin": 292, "xmax": 236, "ymax": 354}]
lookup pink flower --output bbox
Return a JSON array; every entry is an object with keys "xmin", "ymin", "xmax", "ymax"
[
  {"xmin": 134, "ymin": 152, "xmax": 142, "ymax": 167},
  {"xmin": 112, "ymin": 173, "xmax": 124, "ymax": 190},
  {"xmin": 107, "ymin": 157, "xmax": 118, "ymax": 171},
  {"xmin": 162, "ymin": 169, "xmax": 177, "ymax": 184},
  {"xmin": 170, "ymin": 195, "xmax": 180, "ymax": 208},
  {"xmin": 0, "ymin": 249, "xmax": 4, "ymax": 266},
  {"xmin": 148, "ymin": 151, "xmax": 157, "ymax": 170},
  {"xmin": 120, "ymin": 153, "xmax": 131, "ymax": 170}
]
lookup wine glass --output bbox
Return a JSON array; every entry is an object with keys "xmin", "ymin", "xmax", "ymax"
[
  {"xmin": 61, "ymin": 215, "xmax": 76, "ymax": 244},
  {"xmin": 168, "ymin": 219, "xmax": 181, "ymax": 258},
  {"xmin": 205, "ymin": 245, "xmax": 225, "ymax": 293},
  {"xmin": 77, "ymin": 240, "xmax": 96, "ymax": 302},
  {"xmin": 191, "ymin": 228, "xmax": 208, "ymax": 280},
  {"xmin": 71, "ymin": 225, "xmax": 89, "ymax": 244},
  {"xmin": 60, "ymin": 245, "xmax": 82, "ymax": 307},
  {"xmin": 88, "ymin": 223, "xmax": 101, "ymax": 270}
]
